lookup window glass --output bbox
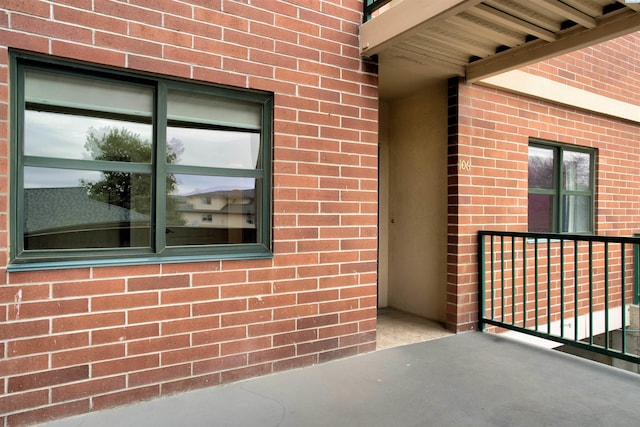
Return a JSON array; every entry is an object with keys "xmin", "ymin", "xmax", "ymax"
[
  {"xmin": 167, "ymin": 175, "xmax": 257, "ymax": 246},
  {"xmin": 562, "ymin": 195, "xmax": 591, "ymax": 233},
  {"xmin": 23, "ymin": 167, "xmax": 151, "ymax": 250},
  {"xmin": 528, "ymin": 193, "xmax": 554, "ymax": 233},
  {"xmin": 25, "ymin": 69, "xmax": 153, "ymax": 117},
  {"xmin": 168, "ymin": 90, "xmax": 261, "ymax": 129},
  {"xmin": 24, "ymin": 110, "xmax": 153, "ymax": 161},
  {"xmin": 528, "ymin": 146, "xmax": 554, "ymax": 189},
  {"xmin": 167, "ymin": 126, "xmax": 260, "ymax": 169},
  {"xmin": 563, "ymin": 151, "xmax": 590, "ymax": 191}
]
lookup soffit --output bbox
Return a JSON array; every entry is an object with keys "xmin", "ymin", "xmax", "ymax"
[{"xmin": 360, "ymin": 0, "xmax": 640, "ymax": 99}]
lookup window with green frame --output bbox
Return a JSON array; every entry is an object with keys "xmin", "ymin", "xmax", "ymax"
[
  {"xmin": 10, "ymin": 52, "xmax": 273, "ymax": 267},
  {"xmin": 528, "ymin": 139, "xmax": 595, "ymax": 234}
]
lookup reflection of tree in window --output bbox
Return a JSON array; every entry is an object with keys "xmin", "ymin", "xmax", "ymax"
[{"xmin": 80, "ymin": 127, "xmax": 186, "ymax": 225}]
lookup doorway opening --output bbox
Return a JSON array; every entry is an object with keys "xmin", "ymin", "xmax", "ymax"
[{"xmin": 377, "ymin": 81, "xmax": 449, "ymax": 348}]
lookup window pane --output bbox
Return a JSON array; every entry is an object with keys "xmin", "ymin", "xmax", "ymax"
[
  {"xmin": 167, "ymin": 175, "xmax": 257, "ymax": 246},
  {"xmin": 528, "ymin": 146, "xmax": 554, "ymax": 189},
  {"xmin": 563, "ymin": 151, "xmax": 591, "ymax": 191},
  {"xmin": 24, "ymin": 167, "xmax": 151, "ymax": 249},
  {"xmin": 562, "ymin": 195, "xmax": 591, "ymax": 233},
  {"xmin": 528, "ymin": 193, "xmax": 553, "ymax": 232},
  {"xmin": 25, "ymin": 69, "xmax": 153, "ymax": 117},
  {"xmin": 167, "ymin": 126, "xmax": 260, "ymax": 168},
  {"xmin": 168, "ymin": 90, "xmax": 262, "ymax": 130},
  {"xmin": 25, "ymin": 110, "xmax": 152, "ymax": 162}
]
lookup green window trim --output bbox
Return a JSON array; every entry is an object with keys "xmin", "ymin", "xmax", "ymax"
[
  {"xmin": 528, "ymin": 138, "xmax": 595, "ymax": 234},
  {"xmin": 9, "ymin": 51, "xmax": 274, "ymax": 269}
]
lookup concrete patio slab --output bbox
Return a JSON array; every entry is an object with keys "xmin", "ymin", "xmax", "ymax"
[{"xmin": 38, "ymin": 332, "xmax": 640, "ymax": 427}]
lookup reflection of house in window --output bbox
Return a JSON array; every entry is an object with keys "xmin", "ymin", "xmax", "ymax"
[{"xmin": 173, "ymin": 187, "xmax": 256, "ymax": 229}]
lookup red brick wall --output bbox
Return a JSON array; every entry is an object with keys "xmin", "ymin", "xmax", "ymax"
[
  {"xmin": 524, "ymin": 33, "xmax": 640, "ymax": 106},
  {"xmin": 448, "ymin": 35, "xmax": 640, "ymax": 330},
  {"xmin": 0, "ymin": 1, "xmax": 378, "ymax": 425}
]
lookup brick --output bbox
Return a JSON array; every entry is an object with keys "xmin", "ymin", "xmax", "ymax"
[
  {"xmin": 9, "ymin": 269, "xmax": 89, "ymax": 284},
  {"xmin": 52, "ymin": 344, "xmax": 125, "ymax": 368},
  {"xmin": 161, "ymin": 286, "xmax": 219, "ymax": 304},
  {"xmin": 0, "ymin": 355, "xmax": 48, "ymax": 377},
  {"xmin": 193, "ymin": 354, "xmax": 247, "ymax": 375},
  {"xmin": 0, "ymin": 389, "xmax": 48, "ymax": 414},
  {"xmin": 248, "ymin": 294, "xmax": 296, "ymax": 310},
  {"xmin": 161, "ymin": 373, "xmax": 221, "ymax": 396},
  {"xmin": 0, "ymin": 285, "xmax": 47, "ymax": 303},
  {"xmin": 248, "ymin": 345, "xmax": 296, "ymax": 364},
  {"xmin": 221, "ymin": 310, "xmax": 272, "ymax": 327},
  {"xmin": 8, "ymin": 332, "xmax": 89, "ymax": 357},
  {"xmin": 92, "ymin": 324, "xmax": 159, "ymax": 345},
  {"xmin": 220, "ymin": 283, "xmax": 271, "ymax": 298},
  {"xmin": 52, "ymin": 376, "xmax": 126, "ymax": 403},
  {"xmin": 127, "ymin": 334, "xmax": 191, "ymax": 355},
  {"xmin": 297, "ymin": 338, "xmax": 338, "ymax": 355},
  {"xmin": 53, "ymin": 312, "xmax": 125, "ymax": 333},
  {"xmin": 162, "ymin": 315, "xmax": 220, "ymax": 335},
  {"xmin": 192, "ymin": 270, "xmax": 247, "ymax": 287},
  {"xmin": 92, "ymin": 386, "xmax": 159, "ymax": 412},
  {"xmin": 128, "ymin": 275, "xmax": 190, "ymax": 292},
  {"xmin": 161, "ymin": 344, "xmax": 220, "ymax": 366},
  {"xmin": 0, "ymin": 319, "xmax": 49, "ymax": 340},
  {"xmin": 92, "ymin": 293, "xmax": 158, "ymax": 311},
  {"xmin": 273, "ymin": 303, "xmax": 318, "ymax": 320},
  {"xmin": 52, "ymin": 279, "xmax": 125, "ymax": 298},
  {"xmin": 193, "ymin": 299, "xmax": 246, "ymax": 316},
  {"xmin": 128, "ymin": 305, "xmax": 190, "ymax": 324},
  {"xmin": 220, "ymin": 363, "xmax": 271, "ymax": 384},
  {"xmin": 7, "ymin": 399, "xmax": 90, "ymax": 427},
  {"xmin": 129, "ymin": 364, "xmax": 191, "ymax": 387},
  {"xmin": 9, "ymin": 365, "xmax": 89, "ymax": 393},
  {"xmin": 92, "ymin": 354, "xmax": 159, "ymax": 377},
  {"xmin": 297, "ymin": 314, "xmax": 338, "ymax": 330},
  {"xmin": 221, "ymin": 336, "xmax": 271, "ymax": 356},
  {"xmin": 192, "ymin": 326, "xmax": 246, "ymax": 346}
]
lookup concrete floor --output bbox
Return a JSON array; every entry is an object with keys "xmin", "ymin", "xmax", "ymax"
[
  {"xmin": 376, "ymin": 308, "xmax": 452, "ymax": 349},
  {"xmin": 38, "ymin": 331, "xmax": 640, "ymax": 427}
]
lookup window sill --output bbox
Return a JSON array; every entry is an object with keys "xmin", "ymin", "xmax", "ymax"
[{"xmin": 7, "ymin": 251, "xmax": 273, "ymax": 272}]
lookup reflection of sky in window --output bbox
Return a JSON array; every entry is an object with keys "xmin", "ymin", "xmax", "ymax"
[
  {"xmin": 24, "ymin": 110, "xmax": 152, "ymax": 160},
  {"xmin": 173, "ymin": 175, "xmax": 255, "ymax": 196},
  {"xmin": 167, "ymin": 127, "xmax": 259, "ymax": 168},
  {"xmin": 24, "ymin": 167, "xmax": 102, "ymax": 189}
]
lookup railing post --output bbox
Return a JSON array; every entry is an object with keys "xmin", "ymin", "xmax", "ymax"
[
  {"xmin": 477, "ymin": 230, "xmax": 640, "ymax": 365},
  {"xmin": 478, "ymin": 232, "xmax": 486, "ymax": 331}
]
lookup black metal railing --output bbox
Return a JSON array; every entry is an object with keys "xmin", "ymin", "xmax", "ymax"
[
  {"xmin": 479, "ymin": 230, "xmax": 640, "ymax": 365},
  {"xmin": 363, "ymin": 0, "xmax": 393, "ymax": 22}
]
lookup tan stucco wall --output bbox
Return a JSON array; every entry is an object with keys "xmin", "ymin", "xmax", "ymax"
[
  {"xmin": 378, "ymin": 100, "xmax": 390, "ymax": 308},
  {"xmin": 380, "ymin": 82, "xmax": 448, "ymax": 321}
]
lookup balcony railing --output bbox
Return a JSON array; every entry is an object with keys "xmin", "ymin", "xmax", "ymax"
[{"xmin": 478, "ymin": 230, "xmax": 640, "ymax": 365}]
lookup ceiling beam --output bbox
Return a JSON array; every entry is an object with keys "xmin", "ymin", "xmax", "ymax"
[
  {"xmin": 447, "ymin": 15, "xmax": 524, "ymax": 47},
  {"xmin": 470, "ymin": 4, "xmax": 557, "ymax": 42},
  {"xmin": 484, "ymin": 0, "xmax": 561, "ymax": 32},
  {"xmin": 526, "ymin": 0, "xmax": 597, "ymax": 28},
  {"xmin": 359, "ymin": 0, "xmax": 482, "ymax": 57},
  {"xmin": 465, "ymin": 9, "xmax": 640, "ymax": 82},
  {"xmin": 619, "ymin": 1, "xmax": 640, "ymax": 12}
]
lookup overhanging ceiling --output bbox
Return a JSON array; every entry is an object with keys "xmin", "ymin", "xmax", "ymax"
[{"xmin": 360, "ymin": 0, "xmax": 640, "ymax": 98}]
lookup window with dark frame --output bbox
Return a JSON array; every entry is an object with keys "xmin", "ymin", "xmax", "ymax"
[
  {"xmin": 10, "ymin": 52, "xmax": 273, "ymax": 266},
  {"xmin": 528, "ymin": 139, "xmax": 595, "ymax": 234}
]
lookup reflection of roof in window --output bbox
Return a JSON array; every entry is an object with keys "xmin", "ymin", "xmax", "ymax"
[{"xmin": 25, "ymin": 187, "xmax": 148, "ymax": 233}]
